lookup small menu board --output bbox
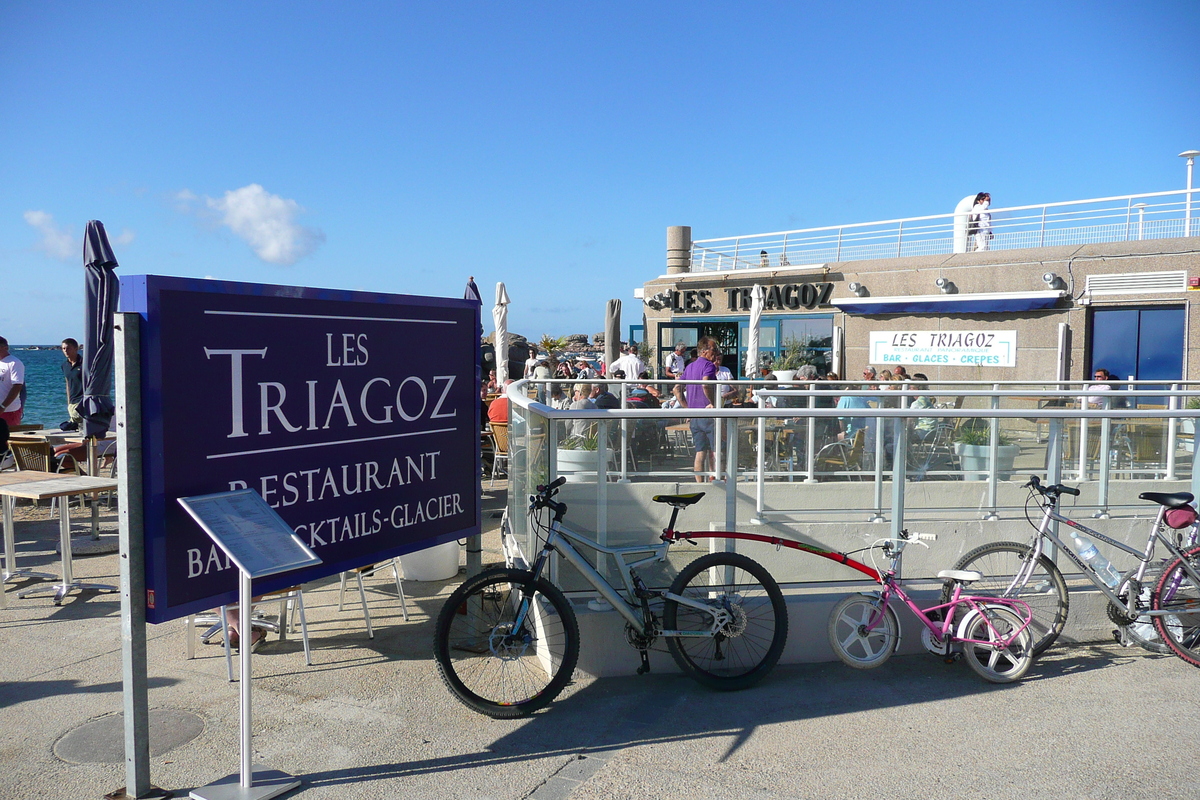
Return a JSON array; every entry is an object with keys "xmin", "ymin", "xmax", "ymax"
[{"xmin": 178, "ymin": 490, "xmax": 321, "ymax": 580}]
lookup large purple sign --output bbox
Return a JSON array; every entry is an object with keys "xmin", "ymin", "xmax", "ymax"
[{"xmin": 121, "ymin": 276, "xmax": 480, "ymax": 623}]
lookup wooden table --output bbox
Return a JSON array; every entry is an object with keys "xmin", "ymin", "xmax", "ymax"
[{"xmin": 1, "ymin": 475, "xmax": 118, "ymax": 606}]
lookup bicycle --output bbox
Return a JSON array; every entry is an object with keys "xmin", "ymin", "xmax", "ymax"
[
  {"xmin": 433, "ymin": 477, "xmax": 788, "ymax": 718},
  {"xmin": 941, "ymin": 475, "xmax": 1200, "ymax": 667},
  {"xmin": 827, "ymin": 530, "xmax": 1035, "ymax": 683}
]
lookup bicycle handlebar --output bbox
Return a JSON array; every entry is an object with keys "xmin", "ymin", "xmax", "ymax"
[
  {"xmin": 1024, "ymin": 475, "xmax": 1080, "ymax": 498},
  {"xmin": 530, "ymin": 476, "xmax": 569, "ymax": 518}
]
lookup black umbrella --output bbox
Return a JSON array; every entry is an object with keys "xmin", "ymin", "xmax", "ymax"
[{"xmin": 81, "ymin": 220, "xmax": 120, "ymax": 440}]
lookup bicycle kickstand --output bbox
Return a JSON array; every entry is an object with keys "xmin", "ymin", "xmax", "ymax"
[{"xmin": 637, "ymin": 649, "xmax": 651, "ymax": 675}]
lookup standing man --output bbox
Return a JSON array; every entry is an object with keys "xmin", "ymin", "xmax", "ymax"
[
  {"xmin": 0, "ymin": 336, "xmax": 25, "ymax": 428},
  {"xmin": 610, "ymin": 344, "xmax": 644, "ymax": 382},
  {"xmin": 61, "ymin": 337, "xmax": 83, "ymax": 426},
  {"xmin": 682, "ymin": 336, "xmax": 720, "ymax": 482},
  {"xmin": 665, "ymin": 342, "xmax": 688, "ymax": 380}
]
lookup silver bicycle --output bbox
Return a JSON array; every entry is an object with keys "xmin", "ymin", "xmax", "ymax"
[{"xmin": 433, "ymin": 477, "xmax": 788, "ymax": 717}]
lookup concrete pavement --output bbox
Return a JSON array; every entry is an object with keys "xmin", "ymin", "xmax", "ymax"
[{"xmin": 1, "ymin": 487, "xmax": 1197, "ymax": 800}]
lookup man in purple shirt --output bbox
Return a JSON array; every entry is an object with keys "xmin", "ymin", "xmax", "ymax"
[{"xmin": 681, "ymin": 336, "xmax": 719, "ymax": 482}]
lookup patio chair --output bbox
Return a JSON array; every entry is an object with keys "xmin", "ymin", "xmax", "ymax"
[
  {"xmin": 337, "ymin": 558, "xmax": 409, "ymax": 637},
  {"xmin": 489, "ymin": 422, "xmax": 510, "ymax": 483},
  {"xmin": 185, "ymin": 586, "xmax": 310, "ymax": 681}
]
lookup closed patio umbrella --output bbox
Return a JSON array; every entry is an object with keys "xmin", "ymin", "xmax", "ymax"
[
  {"xmin": 81, "ymin": 221, "xmax": 119, "ymax": 439},
  {"xmin": 493, "ymin": 283, "xmax": 511, "ymax": 384},
  {"xmin": 745, "ymin": 284, "xmax": 765, "ymax": 378},
  {"xmin": 80, "ymin": 220, "xmax": 120, "ymax": 542},
  {"xmin": 604, "ymin": 299, "xmax": 621, "ymax": 372}
]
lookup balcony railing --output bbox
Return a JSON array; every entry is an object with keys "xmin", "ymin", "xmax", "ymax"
[{"xmin": 689, "ymin": 189, "xmax": 1200, "ymax": 271}]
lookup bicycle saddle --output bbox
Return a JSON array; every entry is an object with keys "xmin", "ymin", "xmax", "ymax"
[
  {"xmin": 652, "ymin": 493, "xmax": 705, "ymax": 507},
  {"xmin": 937, "ymin": 569, "xmax": 983, "ymax": 583},
  {"xmin": 1138, "ymin": 491, "xmax": 1194, "ymax": 508}
]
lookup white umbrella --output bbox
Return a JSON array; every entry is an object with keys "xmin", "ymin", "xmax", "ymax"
[
  {"xmin": 492, "ymin": 282, "xmax": 511, "ymax": 384},
  {"xmin": 745, "ymin": 284, "xmax": 765, "ymax": 378}
]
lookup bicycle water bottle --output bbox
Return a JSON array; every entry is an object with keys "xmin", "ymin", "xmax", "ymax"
[{"xmin": 1069, "ymin": 531, "xmax": 1120, "ymax": 588}]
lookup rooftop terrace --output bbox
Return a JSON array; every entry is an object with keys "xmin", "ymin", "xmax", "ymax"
[{"xmin": 690, "ymin": 188, "xmax": 1200, "ymax": 271}]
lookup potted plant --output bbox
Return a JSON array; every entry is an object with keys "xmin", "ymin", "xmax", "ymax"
[
  {"xmin": 556, "ymin": 433, "xmax": 602, "ymax": 482},
  {"xmin": 953, "ymin": 424, "xmax": 1020, "ymax": 480},
  {"xmin": 772, "ymin": 336, "xmax": 823, "ymax": 382}
]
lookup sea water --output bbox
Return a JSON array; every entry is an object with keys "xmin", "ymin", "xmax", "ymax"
[{"xmin": 7, "ymin": 345, "xmax": 112, "ymax": 429}]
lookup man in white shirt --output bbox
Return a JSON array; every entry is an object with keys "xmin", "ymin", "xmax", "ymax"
[
  {"xmin": 524, "ymin": 350, "xmax": 541, "ymax": 379},
  {"xmin": 0, "ymin": 337, "xmax": 25, "ymax": 427},
  {"xmin": 610, "ymin": 345, "xmax": 645, "ymax": 381},
  {"xmin": 665, "ymin": 342, "xmax": 687, "ymax": 379}
]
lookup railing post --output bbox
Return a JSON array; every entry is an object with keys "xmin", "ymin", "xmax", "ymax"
[
  {"xmin": 890, "ymin": 415, "xmax": 908, "ymax": 540},
  {"xmin": 870, "ymin": 414, "xmax": 885, "ymax": 523},
  {"xmin": 619, "ymin": 382, "xmax": 629, "ymax": 482},
  {"xmin": 1039, "ymin": 206, "xmax": 1047, "ymax": 248},
  {"xmin": 805, "ymin": 391, "xmax": 817, "ymax": 484},
  {"xmin": 896, "ymin": 220, "xmax": 904, "ymax": 258},
  {"xmin": 1046, "ymin": 417, "xmax": 1064, "ymax": 562},
  {"xmin": 725, "ymin": 420, "xmax": 738, "ymax": 530},
  {"xmin": 732, "ymin": 238, "xmax": 741, "ymax": 267},
  {"xmin": 1096, "ymin": 398, "xmax": 1112, "ymax": 519},
  {"xmin": 1078, "ymin": 395, "xmax": 1089, "ymax": 481},
  {"xmin": 1125, "ymin": 197, "xmax": 1133, "ymax": 241},
  {"xmin": 1166, "ymin": 385, "xmax": 1179, "ymax": 480},
  {"xmin": 985, "ymin": 385, "xmax": 1000, "ymax": 521},
  {"xmin": 755, "ymin": 402, "xmax": 766, "ymax": 522},
  {"xmin": 714, "ymin": 389, "xmax": 724, "ymax": 484},
  {"xmin": 835, "ymin": 228, "xmax": 843, "ymax": 263}
]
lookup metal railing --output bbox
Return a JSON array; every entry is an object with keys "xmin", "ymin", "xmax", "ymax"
[{"xmin": 689, "ymin": 189, "xmax": 1200, "ymax": 271}]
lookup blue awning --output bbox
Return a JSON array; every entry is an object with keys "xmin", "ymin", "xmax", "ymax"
[{"xmin": 830, "ymin": 290, "xmax": 1065, "ymax": 315}]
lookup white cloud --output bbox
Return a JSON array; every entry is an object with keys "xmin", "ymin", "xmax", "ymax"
[
  {"xmin": 23, "ymin": 210, "xmax": 75, "ymax": 260},
  {"xmin": 202, "ymin": 184, "xmax": 324, "ymax": 265},
  {"xmin": 113, "ymin": 229, "xmax": 136, "ymax": 246}
]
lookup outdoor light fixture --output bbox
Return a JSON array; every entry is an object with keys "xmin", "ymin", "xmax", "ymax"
[
  {"xmin": 1042, "ymin": 272, "xmax": 1066, "ymax": 290},
  {"xmin": 847, "ymin": 282, "xmax": 867, "ymax": 297},
  {"xmin": 644, "ymin": 290, "xmax": 673, "ymax": 311},
  {"xmin": 935, "ymin": 277, "xmax": 957, "ymax": 294}
]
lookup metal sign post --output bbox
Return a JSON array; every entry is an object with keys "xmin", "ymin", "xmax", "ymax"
[{"xmin": 178, "ymin": 490, "xmax": 321, "ymax": 800}]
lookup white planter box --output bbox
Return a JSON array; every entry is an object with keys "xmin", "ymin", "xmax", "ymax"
[{"xmin": 954, "ymin": 443, "xmax": 1020, "ymax": 481}]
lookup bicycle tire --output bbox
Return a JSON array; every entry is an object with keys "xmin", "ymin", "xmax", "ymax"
[
  {"xmin": 434, "ymin": 567, "xmax": 580, "ymax": 718},
  {"xmin": 1151, "ymin": 545, "xmax": 1200, "ymax": 668},
  {"xmin": 941, "ymin": 541, "xmax": 1069, "ymax": 657},
  {"xmin": 958, "ymin": 605, "xmax": 1033, "ymax": 683},
  {"xmin": 827, "ymin": 593, "xmax": 899, "ymax": 670},
  {"xmin": 664, "ymin": 552, "xmax": 787, "ymax": 691}
]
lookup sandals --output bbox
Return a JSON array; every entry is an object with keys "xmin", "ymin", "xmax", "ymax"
[{"xmin": 227, "ymin": 627, "xmax": 267, "ymax": 652}]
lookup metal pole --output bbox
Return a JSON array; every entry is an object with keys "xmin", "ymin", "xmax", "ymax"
[
  {"xmin": 1166, "ymin": 385, "xmax": 1178, "ymax": 480},
  {"xmin": 985, "ymin": 385, "xmax": 1000, "ymax": 521},
  {"xmin": 890, "ymin": 417, "xmax": 907, "ymax": 540},
  {"xmin": 239, "ymin": 572, "xmax": 253, "ymax": 788},
  {"xmin": 116, "ymin": 313, "xmax": 153, "ymax": 799},
  {"xmin": 870, "ymin": 413, "xmax": 885, "ymax": 522},
  {"xmin": 1096, "ymin": 398, "xmax": 1112, "ymax": 519}
]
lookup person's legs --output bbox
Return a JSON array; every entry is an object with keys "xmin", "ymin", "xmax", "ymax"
[{"xmin": 689, "ymin": 419, "xmax": 714, "ymax": 482}]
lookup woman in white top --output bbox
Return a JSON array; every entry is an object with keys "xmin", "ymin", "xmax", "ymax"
[{"xmin": 970, "ymin": 192, "xmax": 993, "ymax": 251}]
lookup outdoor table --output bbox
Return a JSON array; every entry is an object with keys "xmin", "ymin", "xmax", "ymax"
[
  {"xmin": 0, "ymin": 470, "xmax": 61, "ymax": 606},
  {"xmin": 1, "ymin": 475, "xmax": 119, "ymax": 606}
]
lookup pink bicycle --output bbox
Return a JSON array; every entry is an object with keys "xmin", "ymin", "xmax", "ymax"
[{"xmin": 664, "ymin": 526, "xmax": 1035, "ymax": 683}]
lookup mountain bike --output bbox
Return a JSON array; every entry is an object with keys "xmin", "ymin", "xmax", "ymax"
[
  {"xmin": 827, "ymin": 530, "xmax": 1034, "ymax": 683},
  {"xmin": 941, "ymin": 475, "xmax": 1200, "ymax": 666},
  {"xmin": 433, "ymin": 478, "xmax": 787, "ymax": 718}
]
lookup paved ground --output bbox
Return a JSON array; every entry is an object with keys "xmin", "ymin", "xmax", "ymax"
[{"xmin": 2, "ymin": 485, "xmax": 1198, "ymax": 800}]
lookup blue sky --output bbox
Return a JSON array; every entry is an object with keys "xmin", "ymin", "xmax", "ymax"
[{"xmin": 3, "ymin": 1, "xmax": 1198, "ymax": 344}]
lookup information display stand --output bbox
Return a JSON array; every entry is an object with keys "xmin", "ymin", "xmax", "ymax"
[{"xmin": 178, "ymin": 490, "xmax": 321, "ymax": 800}]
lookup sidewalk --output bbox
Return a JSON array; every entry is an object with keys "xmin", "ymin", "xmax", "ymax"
[{"xmin": 1, "ymin": 487, "xmax": 1197, "ymax": 800}]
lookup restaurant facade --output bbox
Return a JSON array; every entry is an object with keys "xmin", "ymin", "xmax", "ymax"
[{"xmin": 637, "ymin": 191, "xmax": 1200, "ymax": 391}]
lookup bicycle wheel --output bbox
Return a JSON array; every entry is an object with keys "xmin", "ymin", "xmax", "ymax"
[
  {"xmin": 664, "ymin": 552, "xmax": 787, "ymax": 690},
  {"xmin": 434, "ymin": 567, "xmax": 579, "ymax": 718},
  {"xmin": 958, "ymin": 605, "xmax": 1033, "ymax": 683},
  {"xmin": 828, "ymin": 594, "xmax": 899, "ymax": 670},
  {"xmin": 1151, "ymin": 545, "xmax": 1200, "ymax": 668},
  {"xmin": 941, "ymin": 541, "xmax": 1069, "ymax": 656}
]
